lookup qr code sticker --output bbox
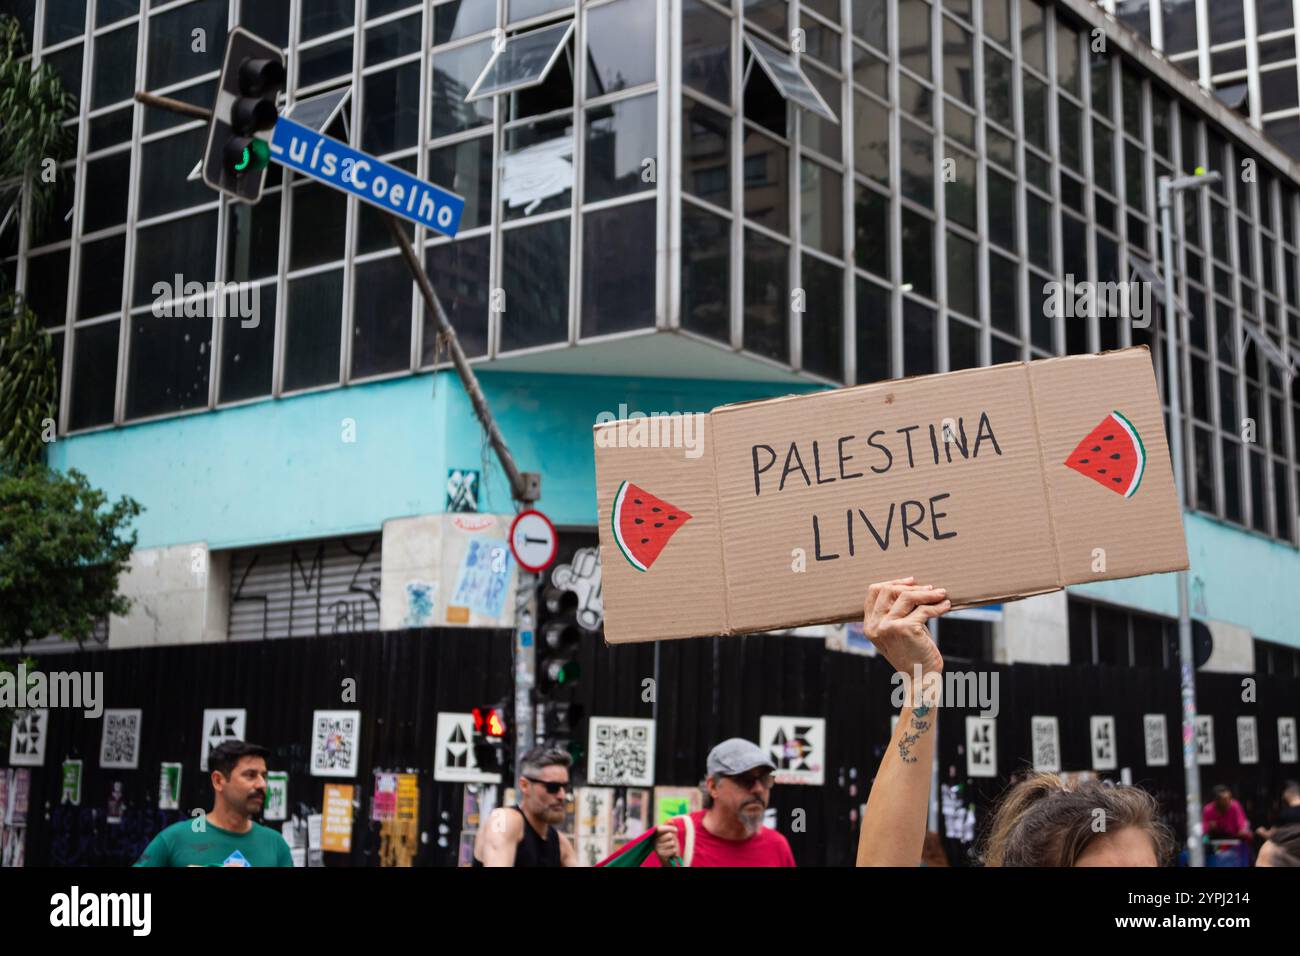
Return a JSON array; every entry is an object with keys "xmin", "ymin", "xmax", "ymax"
[
  {"xmin": 310, "ymin": 711, "xmax": 360, "ymax": 777},
  {"xmin": 1144, "ymin": 715, "xmax": 1168, "ymax": 767},
  {"xmin": 100, "ymin": 709, "xmax": 141, "ymax": 769},
  {"xmin": 587, "ymin": 718, "xmax": 655, "ymax": 787},
  {"xmin": 1031, "ymin": 717, "xmax": 1059, "ymax": 773}
]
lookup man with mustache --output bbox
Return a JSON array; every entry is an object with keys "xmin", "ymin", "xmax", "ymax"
[
  {"xmin": 476, "ymin": 746, "xmax": 576, "ymax": 866},
  {"xmin": 642, "ymin": 739, "xmax": 796, "ymax": 866},
  {"xmin": 135, "ymin": 740, "xmax": 292, "ymax": 867}
]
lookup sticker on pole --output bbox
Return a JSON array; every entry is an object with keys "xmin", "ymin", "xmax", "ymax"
[{"xmin": 509, "ymin": 509, "xmax": 558, "ymax": 574}]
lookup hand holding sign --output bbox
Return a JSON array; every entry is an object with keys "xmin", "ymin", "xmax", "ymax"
[{"xmin": 862, "ymin": 577, "xmax": 948, "ymax": 677}]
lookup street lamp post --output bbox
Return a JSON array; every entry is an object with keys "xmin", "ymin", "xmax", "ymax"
[{"xmin": 1157, "ymin": 169, "xmax": 1220, "ymax": 868}]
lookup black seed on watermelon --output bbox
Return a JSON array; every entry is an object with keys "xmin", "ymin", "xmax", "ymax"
[
  {"xmin": 641, "ymin": 538, "xmax": 649, "ymax": 544},
  {"xmin": 1092, "ymin": 445, "xmax": 1101, "ymax": 452},
  {"xmin": 1112, "ymin": 477, "xmax": 1122, "ymax": 483},
  {"xmin": 1105, "ymin": 435, "xmax": 1114, "ymax": 440},
  {"xmin": 652, "ymin": 507, "xmax": 661, "ymax": 512},
  {"xmin": 1079, "ymin": 458, "xmax": 1089, "ymax": 464},
  {"xmin": 1098, "ymin": 468, "xmax": 1106, "ymax": 474},
  {"xmin": 1110, "ymin": 453, "xmax": 1121, "ymax": 459},
  {"xmin": 668, "ymin": 515, "xmax": 677, "ymax": 520},
  {"xmin": 654, "ymin": 522, "xmax": 663, "ymax": 528}
]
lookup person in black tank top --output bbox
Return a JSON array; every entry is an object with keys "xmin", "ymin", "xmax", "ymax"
[{"xmin": 474, "ymin": 747, "xmax": 575, "ymax": 867}]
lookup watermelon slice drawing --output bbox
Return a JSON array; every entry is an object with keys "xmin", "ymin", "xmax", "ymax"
[
  {"xmin": 1064, "ymin": 410, "xmax": 1147, "ymax": 498},
  {"xmin": 611, "ymin": 480, "xmax": 692, "ymax": 572}
]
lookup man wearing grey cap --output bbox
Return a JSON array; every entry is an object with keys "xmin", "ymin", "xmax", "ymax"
[{"xmin": 641, "ymin": 738, "xmax": 796, "ymax": 866}]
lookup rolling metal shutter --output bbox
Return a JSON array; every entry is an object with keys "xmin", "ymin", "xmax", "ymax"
[{"xmin": 227, "ymin": 535, "xmax": 382, "ymax": 640}]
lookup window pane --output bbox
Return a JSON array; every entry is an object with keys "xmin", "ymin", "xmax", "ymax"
[
  {"xmin": 745, "ymin": 0, "xmax": 789, "ymax": 36},
  {"xmin": 1026, "ymin": 193, "xmax": 1051, "ymax": 271},
  {"xmin": 144, "ymin": 79, "xmax": 216, "ymax": 135},
  {"xmin": 362, "ymin": 62, "xmax": 421, "ymax": 155},
  {"xmin": 899, "ymin": 0, "xmax": 931, "ymax": 77},
  {"xmin": 429, "ymin": 136, "xmax": 494, "ymax": 230},
  {"xmin": 298, "ymin": 36, "xmax": 353, "ymax": 88},
  {"xmin": 903, "ymin": 298, "xmax": 937, "ymax": 375},
  {"xmin": 43, "ymin": 43, "xmax": 83, "ymax": 101},
  {"xmin": 146, "ymin": 0, "xmax": 226, "ymax": 91},
  {"xmin": 424, "ymin": 236, "xmax": 491, "ymax": 361},
  {"xmin": 684, "ymin": 0, "xmax": 730, "ymax": 103},
  {"xmin": 26, "ymin": 249, "xmax": 69, "ymax": 328},
  {"xmin": 946, "ymin": 149, "xmax": 976, "ymax": 231},
  {"xmin": 949, "ymin": 316, "xmax": 979, "ymax": 370},
  {"xmin": 1210, "ymin": 0, "xmax": 1245, "ymax": 43},
  {"xmin": 1056, "ymin": 21, "xmax": 1080, "ymax": 94},
  {"xmin": 365, "ymin": 13, "xmax": 423, "ymax": 64},
  {"xmin": 284, "ymin": 270, "xmax": 343, "ymax": 391},
  {"xmin": 681, "ymin": 95, "xmax": 733, "ymax": 208},
  {"xmin": 801, "ymin": 255, "xmax": 843, "ymax": 381},
  {"xmin": 92, "ymin": 25, "xmax": 137, "ymax": 108},
  {"xmin": 582, "ymin": 200, "xmax": 656, "ymax": 337},
  {"xmin": 219, "ymin": 284, "xmax": 276, "ymax": 404},
  {"xmin": 240, "ymin": 0, "xmax": 290, "ymax": 48},
  {"xmin": 1222, "ymin": 437, "xmax": 1243, "ymax": 522},
  {"xmin": 89, "ymin": 105, "xmax": 134, "ymax": 150},
  {"xmin": 1020, "ymin": 0, "xmax": 1045, "ymax": 72},
  {"xmin": 44, "ymin": 0, "xmax": 85, "ymax": 42},
  {"xmin": 431, "ymin": 40, "xmax": 494, "ymax": 139},
  {"xmin": 30, "ymin": 165, "xmax": 75, "ymax": 247},
  {"xmin": 350, "ymin": 256, "xmax": 413, "ymax": 379},
  {"xmin": 682, "ymin": 203, "xmax": 731, "ymax": 343},
  {"xmin": 1257, "ymin": 0, "xmax": 1294, "ymax": 34},
  {"xmin": 854, "ymin": 183, "xmax": 889, "ymax": 279},
  {"xmin": 290, "ymin": 184, "xmax": 347, "ymax": 270},
  {"xmin": 853, "ymin": 0, "xmax": 888, "ymax": 51},
  {"xmin": 588, "ymin": 0, "xmax": 656, "ymax": 95},
  {"xmin": 802, "ymin": 64, "xmax": 842, "ymax": 157},
  {"xmin": 501, "ymin": 219, "xmax": 571, "ymax": 350},
  {"xmin": 853, "ymin": 92, "xmax": 889, "ymax": 186},
  {"xmin": 900, "ymin": 118, "xmax": 934, "ymax": 207},
  {"xmin": 901, "ymin": 209, "xmax": 934, "ymax": 299},
  {"xmin": 133, "ymin": 212, "xmax": 217, "ymax": 307},
  {"xmin": 587, "ymin": 93, "xmax": 658, "ymax": 203},
  {"xmin": 983, "ymin": 0, "xmax": 1010, "ymax": 45},
  {"xmin": 744, "ymin": 53, "xmax": 787, "ymax": 136},
  {"xmin": 301, "ymin": 0, "xmax": 353, "ymax": 41},
  {"xmin": 984, "ymin": 45, "xmax": 1012, "ymax": 127},
  {"xmin": 946, "ymin": 231, "xmax": 977, "ymax": 319},
  {"xmin": 69, "ymin": 321, "xmax": 119, "ymax": 430},
  {"xmin": 226, "ymin": 193, "xmax": 281, "ymax": 282},
  {"xmin": 501, "ymin": 119, "xmax": 574, "ymax": 220},
  {"xmin": 744, "ymin": 229, "xmax": 789, "ymax": 363},
  {"xmin": 943, "ymin": 19, "xmax": 974, "ymax": 105},
  {"xmin": 856, "ymin": 276, "xmax": 890, "ymax": 383},
  {"xmin": 744, "ymin": 128, "xmax": 789, "ymax": 233},
  {"xmin": 988, "ymin": 251, "xmax": 1018, "ymax": 336},
  {"xmin": 139, "ymin": 127, "xmax": 211, "ymax": 220},
  {"xmin": 1022, "ymin": 72, "xmax": 1047, "ymax": 150},
  {"xmin": 126, "ymin": 311, "xmax": 211, "ymax": 419},
  {"xmin": 799, "ymin": 159, "xmax": 843, "ymax": 257},
  {"xmin": 987, "ymin": 169, "xmax": 1016, "ymax": 252},
  {"xmin": 78, "ymin": 235, "xmax": 125, "ymax": 319}
]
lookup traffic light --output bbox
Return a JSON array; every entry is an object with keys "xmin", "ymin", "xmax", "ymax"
[
  {"xmin": 203, "ymin": 28, "xmax": 285, "ymax": 203},
  {"xmin": 538, "ymin": 589, "xmax": 582, "ymax": 691},
  {"xmin": 471, "ymin": 704, "xmax": 508, "ymax": 775}
]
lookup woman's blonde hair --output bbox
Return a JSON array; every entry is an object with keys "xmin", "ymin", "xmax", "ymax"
[{"xmin": 979, "ymin": 772, "xmax": 1175, "ymax": 866}]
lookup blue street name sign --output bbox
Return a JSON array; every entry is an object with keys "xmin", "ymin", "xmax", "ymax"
[{"xmin": 269, "ymin": 115, "xmax": 465, "ymax": 237}]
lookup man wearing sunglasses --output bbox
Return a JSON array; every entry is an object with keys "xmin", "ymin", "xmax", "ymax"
[
  {"xmin": 642, "ymin": 738, "xmax": 796, "ymax": 867},
  {"xmin": 475, "ymin": 746, "xmax": 576, "ymax": 867}
]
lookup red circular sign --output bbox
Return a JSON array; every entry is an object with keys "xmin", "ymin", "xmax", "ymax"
[{"xmin": 509, "ymin": 509, "xmax": 558, "ymax": 573}]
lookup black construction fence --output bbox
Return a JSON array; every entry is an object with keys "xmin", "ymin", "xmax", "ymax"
[{"xmin": 2, "ymin": 626, "xmax": 1297, "ymax": 867}]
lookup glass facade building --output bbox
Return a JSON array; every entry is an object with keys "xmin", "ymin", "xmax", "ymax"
[
  {"xmin": 2, "ymin": 0, "xmax": 1298, "ymax": 556},
  {"xmin": 1105, "ymin": 0, "xmax": 1300, "ymax": 156}
]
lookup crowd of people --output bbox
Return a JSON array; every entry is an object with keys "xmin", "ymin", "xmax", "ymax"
[{"xmin": 132, "ymin": 579, "xmax": 1299, "ymax": 868}]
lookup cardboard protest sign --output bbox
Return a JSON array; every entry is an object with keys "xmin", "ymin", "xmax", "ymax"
[{"xmin": 593, "ymin": 347, "xmax": 1188, "ymax": 644}]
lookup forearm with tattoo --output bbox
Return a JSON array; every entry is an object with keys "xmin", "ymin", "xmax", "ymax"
[{"xmin": 897, "ymin": 704, "xmax": 932, "ymax": 764}]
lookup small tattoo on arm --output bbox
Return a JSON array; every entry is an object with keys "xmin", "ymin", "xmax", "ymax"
[{"xmin": 898, "ymin": 705, "xmax": 934, "ymax": 764}]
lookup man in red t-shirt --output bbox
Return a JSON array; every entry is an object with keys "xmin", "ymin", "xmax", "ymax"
[{"xmin": 642, "ymin": 738, "xmax": 796, "ymax": 867}]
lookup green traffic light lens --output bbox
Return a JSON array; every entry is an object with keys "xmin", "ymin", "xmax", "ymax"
[
  {"xmin": 248, "ymin": 138, "xmax": 271, "ymax": 170},
  {"xmin": 233, "ymin": 147, "xmax": 251, "ymax": 172}
]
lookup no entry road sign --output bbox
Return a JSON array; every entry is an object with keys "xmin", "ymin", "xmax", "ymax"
[{"xmin": 269, "ymin": 115, "xmax": 465, "ymax": 237}]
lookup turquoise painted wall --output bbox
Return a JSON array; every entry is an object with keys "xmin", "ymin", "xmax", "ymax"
[
  {"xmin": 48, "ymin": 371, "xmax": 1300, "ymax": 646},
  {"xmin": 48, "ymin": 371, "xmax": 818, "ymax": 549},
  {"xmin": 1070, "ymin": 512, "xmax": 1300, "ymax": 645}
]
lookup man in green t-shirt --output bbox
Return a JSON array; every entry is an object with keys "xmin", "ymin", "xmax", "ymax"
[{"xmin": 135, "ymin": 740, "xmax": 293, "ymax": 867}]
